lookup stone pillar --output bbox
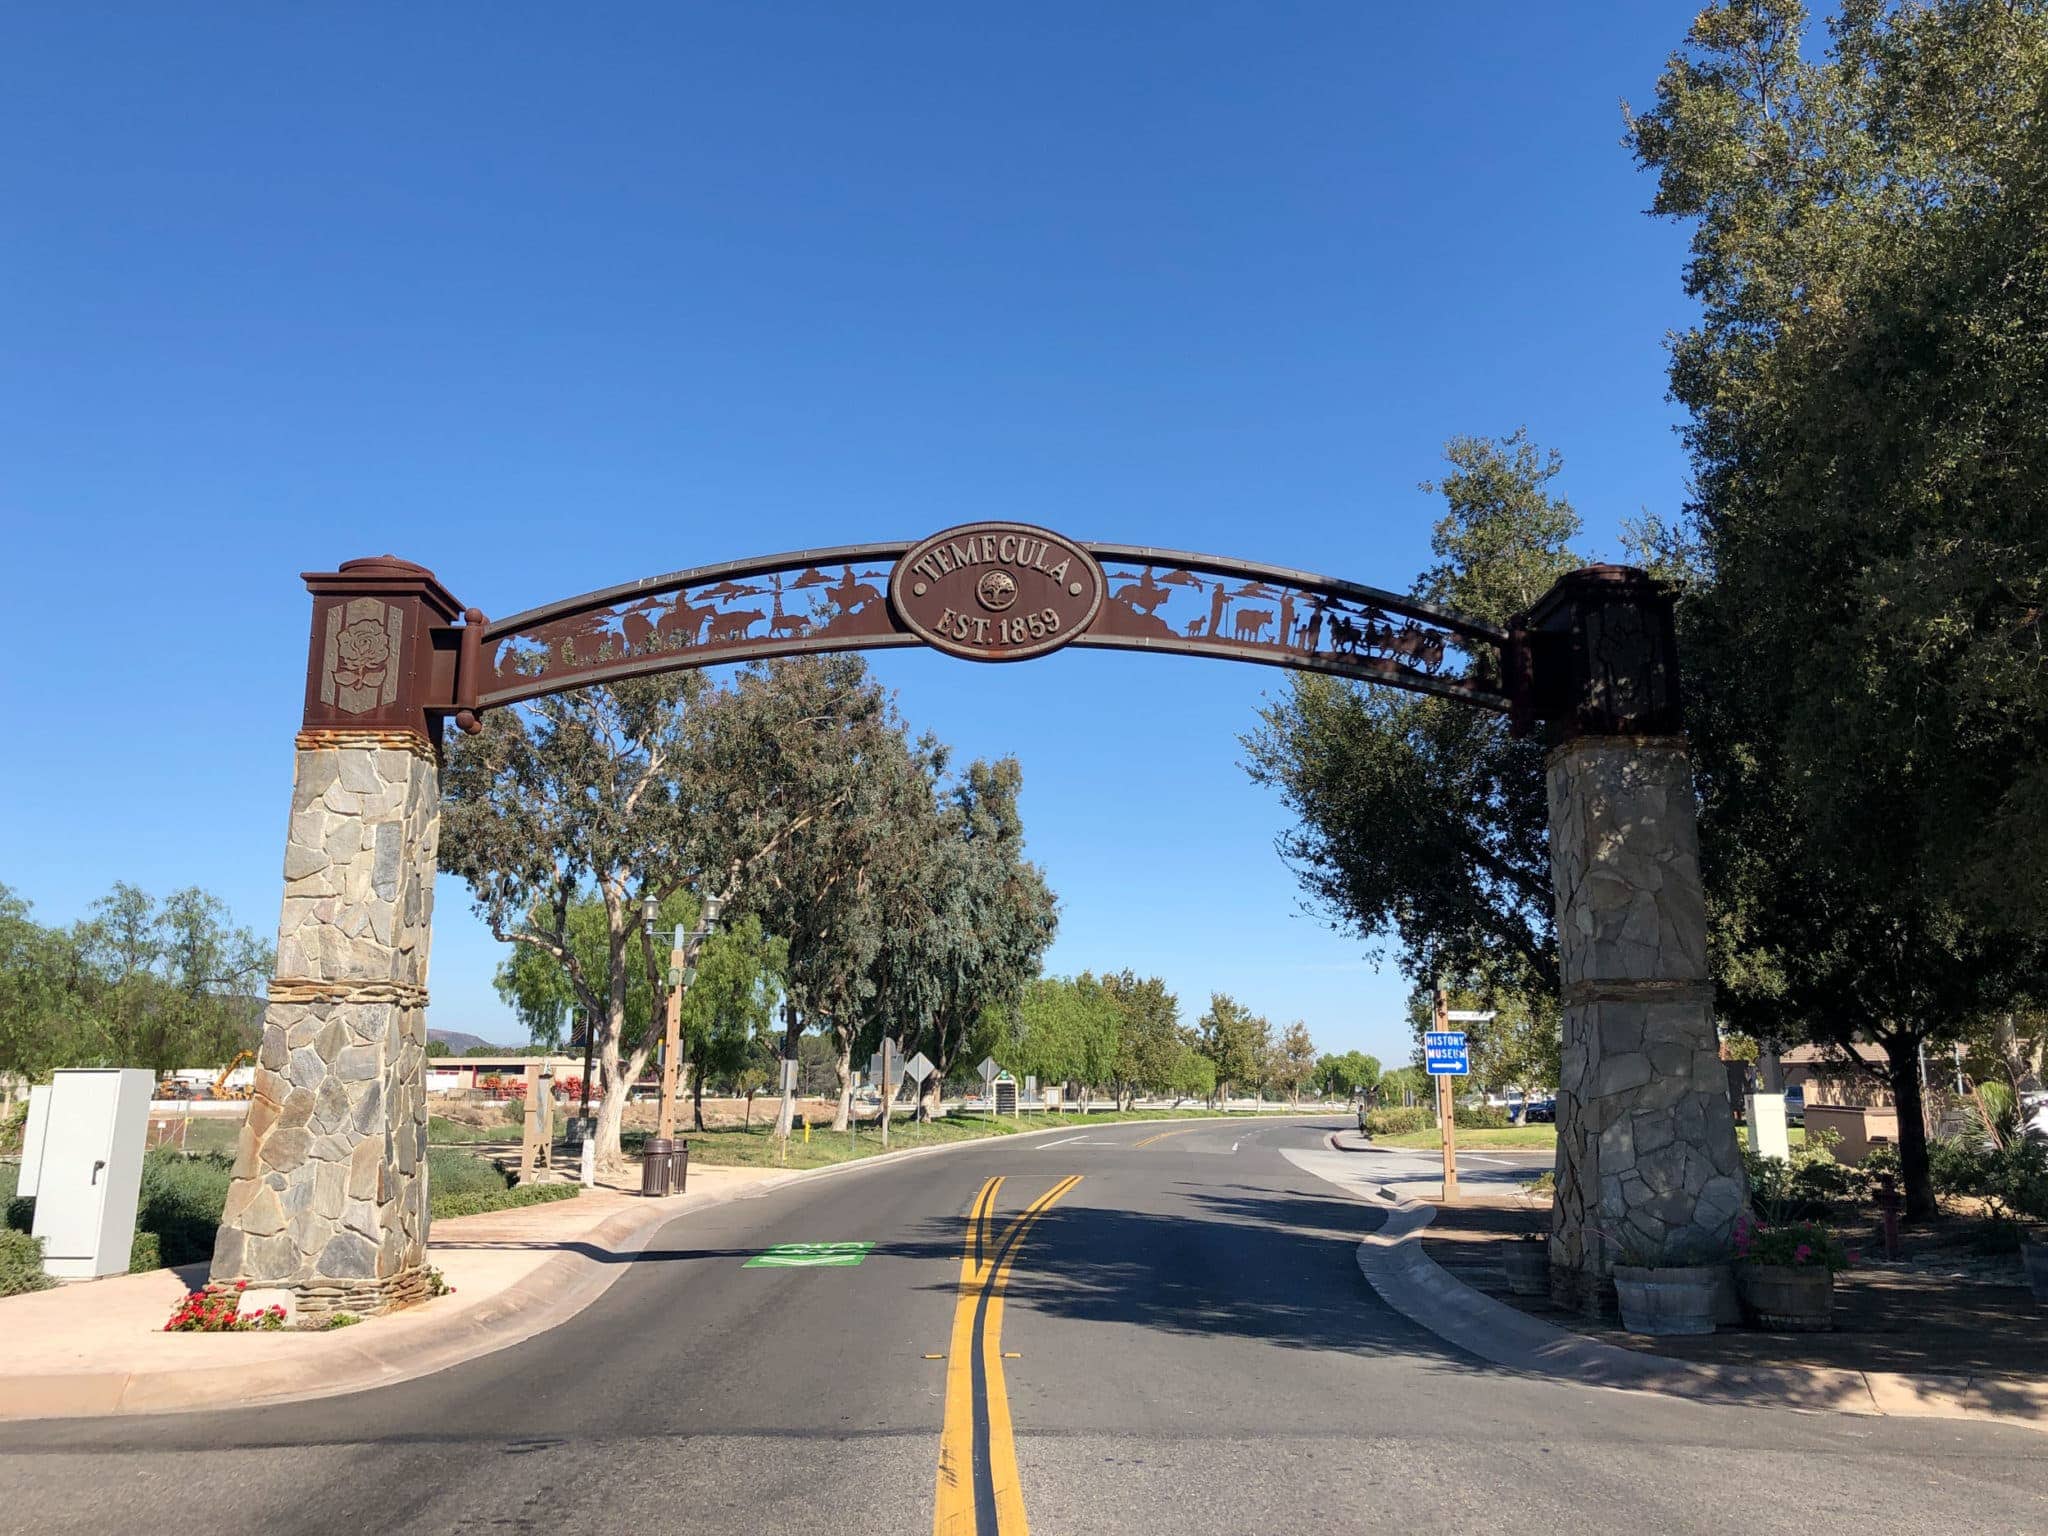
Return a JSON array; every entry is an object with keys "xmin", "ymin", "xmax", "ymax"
[
  {"xmin": 211, "ymin": 557, "xmax": 464, "ymax": 1317},
  {"xmin": 1520, "ymin": 568, "xmax": 1747, "ymax": 1314}
]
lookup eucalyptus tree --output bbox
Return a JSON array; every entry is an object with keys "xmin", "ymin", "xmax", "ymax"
[
  {"xmin": 441, "ymin": 677, "xmax": 704, "ymax": 1170},
  {"xmin": 862, "ymin": 756, "xmax": 1057, "ymax": 1121},
  {"xmin": 677, "ymin": 655, "xmax": 935, "ymax": 1132}
]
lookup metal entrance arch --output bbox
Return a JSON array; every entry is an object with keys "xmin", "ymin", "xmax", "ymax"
[{"xmin": 217, "ymin": 522, "xmax": 1741, "ymax": 1320}]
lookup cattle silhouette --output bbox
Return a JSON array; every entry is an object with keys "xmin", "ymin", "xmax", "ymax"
[
  {"xmin": 1233, "ymin": 608, "xmax": 1274, "ymax": 642},
  {"xmin": 708, "ymin": 608, "xmax": 766, "ymax": 642}
]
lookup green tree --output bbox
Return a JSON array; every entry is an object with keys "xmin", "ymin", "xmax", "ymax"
[
  {"xmin": 1273, "ymin": 1021, "xmax": 1319, "ymax": 1106},
  {"xmin": 1196, "ymin": 994, "xmax": 1268, "ymax": 1105},
  {"xmin": 1629, "ymin": 0, "xmax": 2048, "ymax": 1215},
  {"xmin": 676, "ymin": 913, "xmax": 786, "ymax": 1131},
  {"xmin": 1314, "ymin": 1050, "xmax": 1382, "ymax": 1101},
  {"xmin": 1244, "ymin": 432, "xmax": 1580, "ymax": 1002},
  {"xmin": 1101, "ymin": 971, "xmax": 1182, "ymax": 1109}
]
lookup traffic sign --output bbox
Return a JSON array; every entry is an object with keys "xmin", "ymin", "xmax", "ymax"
[
  {"xmin": 977, "ymin": 1056, "xmax": 1001, "ymax": 1083},
  {"xmin": 905, "ymin": 1051, "xmax": 935, "ymax": 1084},
  {"xmin": 1424, "ymin": 1031, "xmax": 1469, "ymax": 1076},
  {"xmin": 1445, "ymin": 1010, "xmax": 1496, "ymax": 1023}
]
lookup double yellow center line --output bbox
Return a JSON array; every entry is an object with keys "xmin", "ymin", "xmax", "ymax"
[{"xmin": 933, "ymin": 1174, "xmax": 1081, "ymax": 1536}]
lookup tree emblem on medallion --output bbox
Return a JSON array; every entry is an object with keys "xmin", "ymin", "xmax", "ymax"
[{"xmin": 977, "ymin": 569, "xmax": 1019, "ymax": 612}]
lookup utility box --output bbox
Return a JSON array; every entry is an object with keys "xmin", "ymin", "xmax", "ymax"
[{"xmin": 28, "ymin": 1069, "xmax": 154, "ymax": 1279}]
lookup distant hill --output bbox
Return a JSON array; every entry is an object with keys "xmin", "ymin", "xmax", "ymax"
[{"xmin": 427, "ymin": 1028, "xmax": 514, "ymax": 1055}]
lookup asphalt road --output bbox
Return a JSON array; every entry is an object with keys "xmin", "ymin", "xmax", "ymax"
[{"xmin": 2, "ymin": 1116, "xmax": 2044, "ymax": 1535}]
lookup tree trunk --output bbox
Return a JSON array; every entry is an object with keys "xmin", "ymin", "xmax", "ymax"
[
  {"xmin": 744, "ymin": 1091, "xmax": 754, "ymax": 1129},
  {"xmin": 1885, "ymin": 1032, "xmax": 1937, "ymax": 1221},
  {"xmin": 920, "ymin": 1077, "xmax": 941, "ymax": 1122},
  {"xmin": 692, "ymin": 1055, "xmax": 706, "ymax": 1133},
  {"xmin": 832, "ymin": 1027, "xmax": 853, "ymax": 1132}
]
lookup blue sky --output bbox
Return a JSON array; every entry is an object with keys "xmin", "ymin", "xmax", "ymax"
[{"xmin": 0, "ymin": 4, "xmax": 1702, "ymax": 1067}]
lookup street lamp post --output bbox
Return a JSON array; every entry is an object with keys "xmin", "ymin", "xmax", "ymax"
[
  {"xmin": 574, "ymin": 1005, "xmax": 594, "ymax": 1139},
  {"xmin": 642, "ymin": 891, "xmax": 723, "ymax": 1143}
]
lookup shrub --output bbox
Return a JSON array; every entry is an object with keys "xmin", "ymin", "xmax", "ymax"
[
  {"xmin": 130, "ymin": 1229, "xmax": 163, "ymax": 1273},
  {"xmin": 1744, "ymin": 1129, "xmax": 1867, "ymax": 1222},
  {"xmin": 1363, "ymin": 1107, "xmax": 1432, "ymax": 1137},
  {"xmin": 137, "ymin": 1147, "xmax": 233, "ymax": 1266},
  {"xmin": 427, "ymin": 1147, "xmax": 513, "ymax": 1201},
  {"xmin": 1454, "ymin": 1104, "xmax": 1513, "ymax": 1131},
  {"xmin": 1734, "ymin": 1213, "xmax": 1853, "ymax": 1271},
  {"xmin": 430, "ymin": 1182, "xmax": 580, "ymax": 1220},
  {"xmin": 0, "ymin": 1228, "xmax": 53, "ymax": 1296}
]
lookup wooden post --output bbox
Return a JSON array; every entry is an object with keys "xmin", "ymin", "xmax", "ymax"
[
  {"xmin": 519, "ymin": 1063, "xmax": 543, "ymax": 1184},
  {"xmin": 1435, "ymin": 986, "xmax": 1459, "ymax": 1204}
]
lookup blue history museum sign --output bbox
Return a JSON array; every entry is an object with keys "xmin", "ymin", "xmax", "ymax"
[{"xmin": 1424, "ymin": 1032, "xmax": 1469, "ymax": 1076}]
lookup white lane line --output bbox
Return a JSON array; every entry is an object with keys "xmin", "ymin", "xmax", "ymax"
[
  {"xmin": 1037, "ymin": 1135, "xmax": 1089, "ymax": 1149},
  {"xmin": 1461, "ymin": 1154, "xmax": 1515, "ymax": 1166},
  {"xmin": 1231, "ymin": 1142, "xmax": 1240, "ymax": 1152}
]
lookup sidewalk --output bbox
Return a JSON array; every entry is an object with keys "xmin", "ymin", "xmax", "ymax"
[
  {"xmin": 1357, "ymin": 1190, "xmax": 2048, "ymax": 1433},
  {"xmin": 0, "ymin": 1162, "xmax": 787, "ymax": 1421}
]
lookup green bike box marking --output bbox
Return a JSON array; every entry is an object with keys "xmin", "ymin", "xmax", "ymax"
[{"xmin": 745, "ymin": 1241, "xmax": 876, "ymax": 1268}]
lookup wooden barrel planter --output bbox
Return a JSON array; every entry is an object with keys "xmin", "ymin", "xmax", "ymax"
[
  {"xmin": 1612, "ymin": 1264, "xmax": 1726, "ymax": 1336},
  {"xmin": 1502, "ymin": 1238, "xmax": 1548, "ymax": 1297},
  {"xmin": 1736, "ymin": 1263, "xmax": 1834, "ymax": 1330}
]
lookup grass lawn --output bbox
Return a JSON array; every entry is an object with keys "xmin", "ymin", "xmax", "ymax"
[
  {"xmin": 675, "ymin": 1107, "xmax": 1270, "ymax": 1170},
  {"xmin": 1376, "ymin": 1124, "xmax": 1560, "ymax": 1151},
  {"xmin": 428, "ymin": 1115, "xmax": 526, "ymax": 1144},
  {"xmin": 1746, "ymin": 1123, "xmax": 1807, "ymax": 1151},
  {"xmin": 150, "ymin": 1117, "xmax": 244, "ymax": 1156}
]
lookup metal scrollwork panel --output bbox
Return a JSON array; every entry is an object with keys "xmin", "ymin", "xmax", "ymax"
[
  {"xmin": 475, "ymin": 545, "xmax": 916, "ymax": 710},
  {"xmin": 1076, "ymin": 546, "xmax": 1508, "ymax": 709}
]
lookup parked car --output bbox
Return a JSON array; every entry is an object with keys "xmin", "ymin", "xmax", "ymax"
[
  {"xmin": 1522, "ymin": 1098, "xmax": 1556, "ymax": 1124},
  {"xmin": 1782, "ymin": 1084, "xmax": 1806, "ymax": 1125}
]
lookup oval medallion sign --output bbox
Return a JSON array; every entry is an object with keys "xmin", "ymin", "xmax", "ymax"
[{"xmin": 891, "ymin": 522, "xmax": 1104, "ymax": 662}]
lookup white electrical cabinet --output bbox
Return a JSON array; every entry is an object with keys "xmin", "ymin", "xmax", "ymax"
[{"xmin": 28, "ymin": 1069, "xmax": 155, "ymax": 1280}]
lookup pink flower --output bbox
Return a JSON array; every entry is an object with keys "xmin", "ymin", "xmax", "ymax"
[{"xmin": 1794, "ymin": 1243, "xmax": 1813, "ymax": 1263}]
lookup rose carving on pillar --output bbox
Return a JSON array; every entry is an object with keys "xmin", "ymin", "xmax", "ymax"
[{"xmin": 319, "ymin": 596, "xmax": 404, "ymax": 715}]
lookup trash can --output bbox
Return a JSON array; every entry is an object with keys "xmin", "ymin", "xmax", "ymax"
[
  {"xmin": 669, "ymin": 1139, "xmax": 689, "ymax": 1195},
  {"xmin": 640, "ymin": 1136, "xmax": 674, "ymax": 1197}
]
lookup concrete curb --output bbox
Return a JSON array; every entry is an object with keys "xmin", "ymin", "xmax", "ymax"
[
  {"xmin": 7, "ymin": 1110, "xmax": 1331, "ymax": 1422},
  {"xmin": 1354, "ymin": 1195, "xmax": 2048, "ymax": 1435}
]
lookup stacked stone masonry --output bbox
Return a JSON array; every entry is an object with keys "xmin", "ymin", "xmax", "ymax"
[
  {"xmin": 209, "ymin": 738, "xmax": 440, "ymax": 1315},
  {"xmin": 1545, "ymin": 736, "xmax": 1747, "ymax": 1313}
]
